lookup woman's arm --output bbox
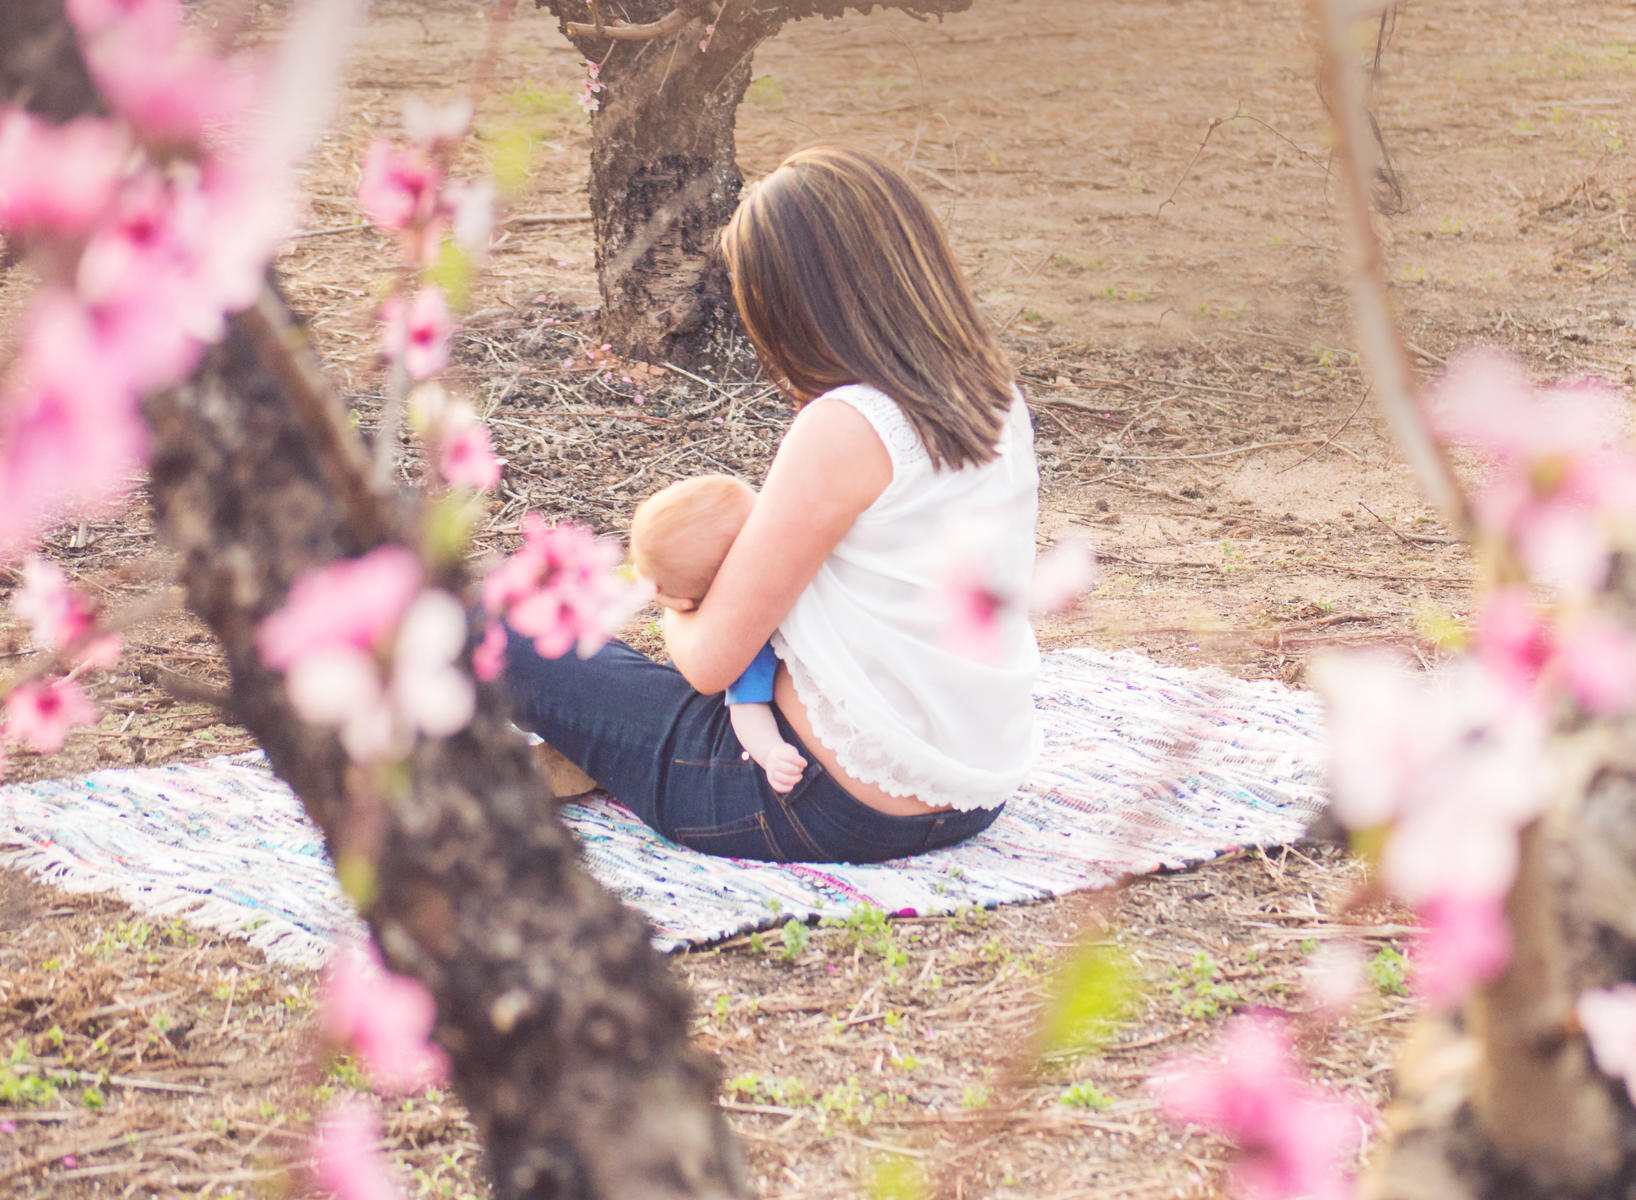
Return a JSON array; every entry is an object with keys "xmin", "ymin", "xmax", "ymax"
[{"xmin": 663, "ymin": 398, "xmax": 891, "ymax": 694}]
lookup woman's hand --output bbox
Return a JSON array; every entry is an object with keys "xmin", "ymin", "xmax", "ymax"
[{"xmin": 663, "ymin": 398, "xmax": 891, "ymax": 694}]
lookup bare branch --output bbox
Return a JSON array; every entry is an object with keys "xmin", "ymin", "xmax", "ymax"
[
  {"xmin": 565, "ymin": 6, "xmax": 696, "ymax": 41},
  {"xmin": 1311, "ymin": 0, "xmax": 1474, "ymax": 536}
]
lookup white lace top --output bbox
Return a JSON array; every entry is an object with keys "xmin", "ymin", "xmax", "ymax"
[{"xmin": 772, "ymin": 384, "xmax": 1041, "ymax": 811}]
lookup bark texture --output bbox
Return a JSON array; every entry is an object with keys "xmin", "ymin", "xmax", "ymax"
[
  {"xmin": 0, "ymin": 6, "xmax": 748, "ymax": 1198},
  {"xmin": 534, "ymin": 0, "xmax": 975, "ymax": 368}
]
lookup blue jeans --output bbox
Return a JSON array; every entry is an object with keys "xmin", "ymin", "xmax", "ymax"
[{"xmin": 502, "ymin": 634, "xmax": 1003, "ymax": 863}]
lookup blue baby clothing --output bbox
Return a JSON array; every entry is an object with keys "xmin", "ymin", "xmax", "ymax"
[{"xmin": 725, "ymin": 642, "xmax": 780, "ymax": 706}]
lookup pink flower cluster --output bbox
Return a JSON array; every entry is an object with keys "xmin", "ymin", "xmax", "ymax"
[
  {"xmin": 0, "ymin": 0, "xmax": 298, "ymax": 557},
  {"xmin": 320, "ymin": 939, "xmax": 449, "ymax": 1095},
  {"xmin": 1155, "ymin": 1012, "xmax": 1364, "ymax": 1200},
  {"xmin": 312, "ymin": 1099, "xmax": 404, "ymax": 1200},
  {"xmin": 409, "ymin": 384, "xmax": 504, "ymax": 492},
  {"xmin": 0, "ymin": 559, "xmax": 123, "ymax": 776},
  {"xmin": 1315, "ymin": 653, "xmax": 1540, "ymax": 1007},
  {"xmin": 577, "ymin": 60, "xmax": 605, "ymax": 114},
  {"xmin": 257, "ymin": 546, "xmax": 476, "ymax": 763},
  {"xmin": 479, "ymin": 517, "xmax": 646, "ymax": 671},
  {"xmin": 1434, "ymin": 351, "xmax": 1636, "ymax": 595},
  {"xmin": 1310, "ymin": 356, "xmax": 1636, "ymax": 1011}
]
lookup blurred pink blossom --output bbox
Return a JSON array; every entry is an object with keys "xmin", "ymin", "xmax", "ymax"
[
  {"xmin": 1475, "ymin": 588, "xmax": 1636, "ymax": 715},
  {"xmin": 256, "ymin": 546, "xmax": 423, "ymax": 669},
  {"xmin": 401, "ymin": 96, "xmax": 472, "ymax": 149},
  {"xmin": 282, "ymin": 588, "xmax": 474, "ymax": 762},
  {"xmin": 5, "ymin": 679, "xmax": 97, "ymax": 753},
  {"xmin": 321, "ymin": 940, "xmax": 449, "ymax": 1096},
  {"xmin": 380, "ymin": 286, "xmax": 452, "ymax": 381},
  {"xmin": 1433, "ymin": 351, "xmax": 1636, "ymax": 594},
  {"xmin": 1412, "ymin": 893, "xmax": 1510, "ymax": 1009},
  {"xmin": 472, "ymin": 620, "xmax": 506, "ymax": 682},
  {"xmin": 939, "ymin": 570, "xmax": 1007, "ymax": 663},
  {"xmin": 440, "ymin": 420, "xmax": 503, "ymax": 492},
  {"xmin": 1302, "ymin": 941, "xmax": 1366, "ymax": 1020},
  {"xmin": 484, "ymin": 517, "xmax": 642, "ymax": 660},
  {"xmin": 13, "ymin": 557, "xmax": 122, "ymax": 669},
  {"xmin": 76, "ymin": 0, "xmax": 258, "ymax": 144},
  {"xmin": 1030, "ymin": 535, "xmax": 1098, "ymax": 613},
  {"xmin": 0, "ymin": 109, "xmax": 128, "ymax": 238},
  {"xmin": 312, "ymin": 1099, "xmax": 404, "ymax": 1200},
  {"xmin": 1155, "ymin": 1012, "xmax": 1362, "ymax": 1200},
  {"xmin": 357, "ymin": 139, "xmax": 441, "ymax": 238},
  {"xmin": 1578, "ymin": 984, "xmax": 1636, "ymax": 1104}
]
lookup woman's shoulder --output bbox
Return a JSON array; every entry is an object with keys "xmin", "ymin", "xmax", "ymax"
[{"xmin": 808, "ymin": 384, "xmax": 926, "ymax": 467}]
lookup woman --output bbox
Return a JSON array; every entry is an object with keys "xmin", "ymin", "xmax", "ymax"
[{"xmin": 504, "ymin": 144, "xmax": 1040, "ymax": 863}]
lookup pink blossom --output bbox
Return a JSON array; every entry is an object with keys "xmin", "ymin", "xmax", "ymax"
[
  {"xmin": 381, "ymin": 287, "xmax": 453, "ymax": 382},
  {"xmin": 65, "ymin": 0, "xmax": 177, "ymax": 39},
  {"xmin": 472, "ymin": 620, "xmax": 507, "ymax": 682},
  {"xmin": 357, "ymin": 139, "xmax": 441, "ymax": 236},
  {"xmin": 321, "ymin": 941, "xmax": 449, "ymax": 1096},
  {"xmin": 5, "ymin": 679, "xmax": 97, "ymax": 753},
  {"xmin": 401, "ymin": 96, "xmax": 472, "ymax": 149},
  {"xmin": 1578, "ymin": 984, "xmax": 1636, "ymax": 1104},
  {"xmin": 939, "ymin": 572, "xmax": 1007, "ymax": 663},
  {"xmin": 1432, "ymin": 351, "xmax": 1636, "ymax": 594},
  {"xmin": 1155, "ymin": 1013, "xmax": 1362, "ymax": 1200},
  {"xmin": 12, "ymin": 557, "xmax": 122, "ymax": 668},
  {"xmin": 440, "ymin": 420, "xmax": 503, "ymax": 491},
  {"xmin": 0, "ymin": 109, "xmax": 128, "ymax": 238},
  {"xmin": 1030, "ymin": 535, "xmax": 1098, "ymax": 613},
  {"xmin": 388, "ymin": 590, "xmax": 475, "ymax": 740},
  {"xmin": 1302, "ymin": 942, "xmax": 1366, "ymax": 1020},
  {"xmin": 14, "ymin": 558, "xmax": 94, "ymax": 649},
  {"xmin": 79, "ymin": 11, "xmax": 258, "ymax": 145},
  {"xmin": 1312, "ymin": 653, "xmax": 1546, "ymax": 838},
  {"xmin": 0, "ymin": 291, "xmax": 146, "ymax": 552},
  {"xmin": 312, "ymin": 1099, "xmax": 404, "ymax": 1200},
  {"xmin": 483, "ymin": 517, "xmax": 641, "ymax": 659},
  {"xmin": 1557, "ymin": 614, "xmax": 1636, "ymax": 714},
  {"xmin": 1412, "ymin": 893, "xmax": 1510, "ymax": 1009},
  {"xmin": 256, "ymin": 546, "xmax": 423, "ymax": 670},
  {"xmin": 283, "ymin": 587, "xmax": 473, "ymax": 762},
  {"xmin": 577, "ymin": 60, "xmax": 605, "ymax": 114}
]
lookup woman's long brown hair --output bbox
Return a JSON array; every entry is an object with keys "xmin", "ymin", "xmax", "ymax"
[{"xmin": 720, "ymin": 145, "xmax": 1015, "ymax": 471}]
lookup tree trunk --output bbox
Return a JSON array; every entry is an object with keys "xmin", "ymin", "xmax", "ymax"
[
  {"xmin": 535, "ymin": 0, "xmax": 976, "ymax": 371},
  {"xmin": 0, "ymin": 7, "xmax": 748, "ymax": 1198}
]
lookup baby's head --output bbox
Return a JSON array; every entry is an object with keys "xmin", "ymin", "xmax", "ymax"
[{"xmin": 630, "ymin": 475, "xmax": 755, "ymax": 603}]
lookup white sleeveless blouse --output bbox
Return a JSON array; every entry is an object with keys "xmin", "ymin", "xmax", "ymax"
[{"xmin": 771, "ymin": 384, "xmax": 1042, "ymax": 811}]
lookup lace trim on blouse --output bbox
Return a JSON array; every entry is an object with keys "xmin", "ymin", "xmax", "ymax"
[
  {"xmin": 772, "ymin": 635, "xmax": 1022, "ymax": 812},
  {"xmin": 826, "ymin": 385, "xmax": 927, "ymax": 470}
]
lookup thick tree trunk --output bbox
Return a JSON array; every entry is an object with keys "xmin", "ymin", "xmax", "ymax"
[
  {"xmin": 536, "ymin": 0, "xmax": 976, "ymax": 371},
  {"xmin": 0, "ymin": 7, "xmax": 748, "ymax": 1198}
]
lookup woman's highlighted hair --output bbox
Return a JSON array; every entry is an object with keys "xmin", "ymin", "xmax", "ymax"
[{"xmin": 720, "ymin": 145, "xmax": 1014, "ymax": 470}]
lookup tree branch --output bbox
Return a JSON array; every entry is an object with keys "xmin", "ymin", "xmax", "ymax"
[{"xmin": 1311, "ymin": 0, "xmax": 1474, "ymax": 537}]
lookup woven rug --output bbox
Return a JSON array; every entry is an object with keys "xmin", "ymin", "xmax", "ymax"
[{"xmin": 0, "ymin": 648, "xmax": 1327, "ymax": 967}]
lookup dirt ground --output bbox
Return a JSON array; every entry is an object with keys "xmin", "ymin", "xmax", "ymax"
[{"xmin": 4, "ymin": 0, "xmax": 1636, "ymax": 1195}]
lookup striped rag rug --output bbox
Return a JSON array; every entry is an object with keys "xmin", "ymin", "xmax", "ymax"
[{"xmin": 0, "ymin": 648, "xmax": 1328, "ymax": 968}]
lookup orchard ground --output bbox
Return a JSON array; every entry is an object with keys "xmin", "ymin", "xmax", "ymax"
[{"xmin": 2, "ymin": 0, "xmax": 1634, "ymax": 1195}]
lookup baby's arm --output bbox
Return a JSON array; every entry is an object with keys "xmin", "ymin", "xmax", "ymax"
[{"xmin": 729, "ymin": 702, "xmax": 807, "ymax": 794}]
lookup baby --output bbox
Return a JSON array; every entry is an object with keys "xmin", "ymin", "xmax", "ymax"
[{"xmin": 631, "ymin": 475, "xmax": 808, "ymax": 793}]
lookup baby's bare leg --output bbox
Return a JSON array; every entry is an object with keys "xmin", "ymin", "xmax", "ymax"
[{"xmin": 728, "ymin": 702, "xmax": 807, "ymax": 794}]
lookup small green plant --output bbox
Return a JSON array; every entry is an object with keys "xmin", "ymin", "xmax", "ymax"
[
  {"xmin": 82, "ymin": 1085, "xmax": 106, "ymax": 1111},
  {"xmin": 779, "ymin": 918, "xmax": 810, "ymax": 961},
  {"xmin": 747, "ymin": 932, "xmax": 767, "ymax": 955},
  {"xmin": 1059, "ymin": 1081, "xmax": 1113, "ymax": 1110},
  {"xmin": 1368, "ymin": 946, "xmax": 1410, "ymax": 996},
  {"xmin": 960, "ymin": 1084, "xmax": 991, "ymax": 1110},
  {"xmin": 1169, "ymin": 951, "xmax": 1242, "ymax": 1020},
  {"xmin": 508, "ymin": 83, "xmax": 574, "ymax": 116},
  {"xmin": 1218, "ymin": 539, "xmax": 1243, "ymax": 574}
]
